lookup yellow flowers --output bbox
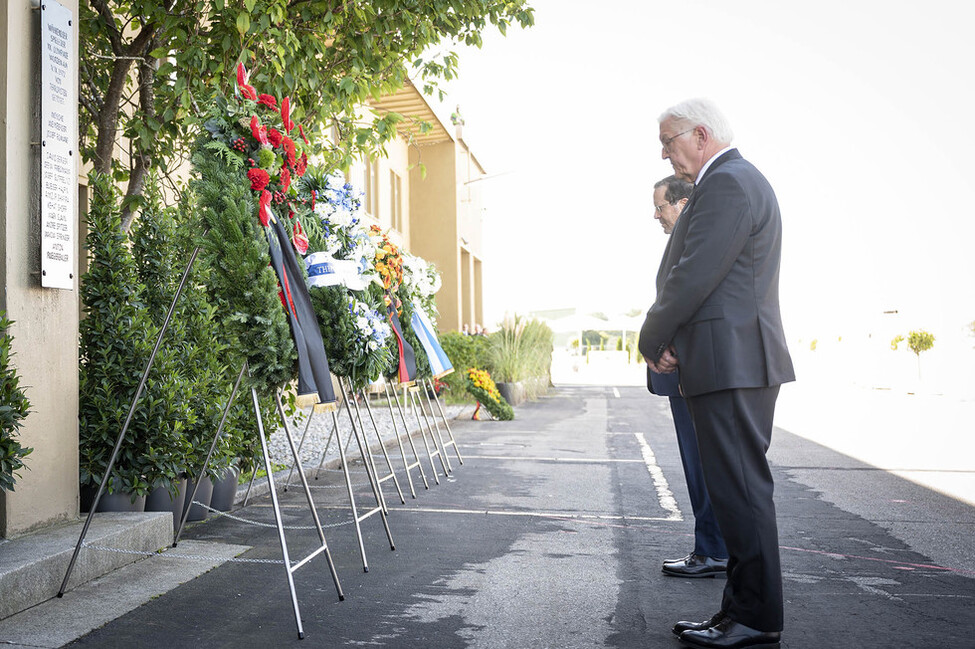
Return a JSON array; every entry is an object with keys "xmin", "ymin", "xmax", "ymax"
[
  {"xmin": 464, "ymin": 367, "xmax": 514, "ymax": 421},
  {"xmin": 368, "ymin": 228, "xmax": 404, "ymax": 291}
]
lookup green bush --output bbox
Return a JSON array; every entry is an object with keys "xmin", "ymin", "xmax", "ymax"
[
  {"xmin": 133, "ymin": 183, "xmax": 244, "ymax": 484},
  {"xmin": 439, "ymin": 331, "xmax": 490, "ymax": 401},
  {"xmin": 79, "ymin": 172, "xmax": 185, "ymax": 497},
  {"xmin": 0, "ymin": 313, "xmax": 31, "ymax": 492}
]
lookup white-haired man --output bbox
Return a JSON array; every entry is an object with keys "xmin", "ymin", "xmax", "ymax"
[{"xmin": 639, "ymin": 99, "xmax": 795, "ymax": 649}]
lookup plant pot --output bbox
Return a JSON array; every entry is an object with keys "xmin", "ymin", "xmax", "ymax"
[
  {"xmin": 209, "ymin": 466, "xmax": 240, "ymax": 512},
  {"xmin": 80, "ymin": 485, "xmax": 146, "ymax": 513},
  {"xmin": 496, "ymin": 381, "xmax": 526, "ymax": 406},
  {"xmin": 182, "ymin": 475, "xmax": 214, "ymax": 521},
  {"xmin": 146, "ymin": 477, "xmax": 187, "ymax": 531}
]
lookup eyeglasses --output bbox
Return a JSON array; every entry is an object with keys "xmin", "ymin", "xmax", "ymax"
[
  {"xmin": 661, "ymin": 128, "xmax": 694, "ymax": 153},
  {"xmin": 654, "ymin": 202, "xmax": 672, "ymax": 214}
]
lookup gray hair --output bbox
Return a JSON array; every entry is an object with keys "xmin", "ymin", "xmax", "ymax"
[{"xmin": 659, "ymin": 98, "xmax": 734, "ymax": 145}]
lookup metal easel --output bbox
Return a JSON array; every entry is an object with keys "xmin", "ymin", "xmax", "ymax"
[
  {"xmin": 422, "ymin": 377, "xmax": 464, "ymax": 465},
  {"xmin": 57, "ymin": 240, "xmax": 346, "ymax": 639},
  {"xmin": 342, "ymin": 379, "xmax": 406, "ymax": 507},
  {"xmin": 381, "ymin": 380, "xmax": 429, "ymax": 495},
  {"xmin": 401, "ymin": 383, "xmax": 443, "ymax": 484}
]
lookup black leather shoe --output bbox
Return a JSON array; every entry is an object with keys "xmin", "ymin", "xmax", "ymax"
[
  {"xmin": 672, "ymin": 611, "xmax": 727, "ymax": 636},
  {"xmin": 662, "ymin": 553, "xmax": 728, "ymax": 578},
  {"xmin": 679, "ymin": 616, "xmax": 781, "ymax": 648}
]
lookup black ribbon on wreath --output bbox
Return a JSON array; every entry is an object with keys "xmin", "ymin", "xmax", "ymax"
[
  {"xmin": 265, "ymin": 214, "xmax": 336, "ymax": 406},
  {"xmin": 385, "ymin": 292, "xmax": 417, "ymax": 384}
]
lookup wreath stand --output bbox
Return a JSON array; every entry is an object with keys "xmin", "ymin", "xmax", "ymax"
[
  {"xmin": 266, "ymin": 375, "xmax": 398, "ymax": 573},
  {"xmin": 400, "ymin": 382, "xmax": 446, "ymax": 483},
  {"xmin": 412, "ymin": 381, "xmax": 453, "ymax": 475},
  {"xmin": 381, "ymin": 380, "xmax": 430, "ymax": 496},
  {"xmin": 422, "ymin": 376, "xmax": 465, "ymax": 466},
  {"xmin": 57, "ymin": 244, "xmax": 346, "ymax": 640},
  {"xmin": 282, "ymin": 382, "xmax": 406, "ymax": 508},
  {"xmin": 341, "ymin": 378, "xmax": 407, "ymax": 507},
  {"xmin": 284, "ymin": 380, "xmax": 406, "ymax": 509}
]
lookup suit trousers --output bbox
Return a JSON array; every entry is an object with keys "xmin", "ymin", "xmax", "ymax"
[
  {"xmin": 669, "ymin": 395, "xmax": 727, "ymax": 559},
  {"xmin": 685, "ymin": 386, "xmax": 783, "ymax": 632}
]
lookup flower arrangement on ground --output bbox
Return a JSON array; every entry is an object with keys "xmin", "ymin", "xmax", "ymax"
[{"xmin": 465, "ymin": 368, "xmax": 514, "ymax": 421}]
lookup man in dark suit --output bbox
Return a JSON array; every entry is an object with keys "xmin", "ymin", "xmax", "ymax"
[
  {"xmin": 639, "ymin": 98, "xmax": 795, "ymax": 649},
  {"xmin": 649, "ymin": 175, "xmax": 728, "ymax": 578}
]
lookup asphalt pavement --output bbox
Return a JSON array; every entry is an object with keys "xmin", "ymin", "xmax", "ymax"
[{"xmin": 9, "ymin": 385, "xmax": 975, "ymax": 648}]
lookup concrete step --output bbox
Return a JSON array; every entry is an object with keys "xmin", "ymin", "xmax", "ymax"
[
  {"xmin": 0, "ymin": 539, "xmax": 249, "ymax": 648},
  {"xmin": 0, "ymin": 512, "xmax": 172, "ymax": 620}
]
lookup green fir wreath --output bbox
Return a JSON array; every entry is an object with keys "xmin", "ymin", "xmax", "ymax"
[{"xmin": 465, "ymin": 368, "xmax": 514, "ymax": 421}]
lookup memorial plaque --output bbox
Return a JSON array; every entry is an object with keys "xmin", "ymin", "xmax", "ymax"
[{"xmin": 40, "ymin": 0, "xmax": 76, "ymax": 289}]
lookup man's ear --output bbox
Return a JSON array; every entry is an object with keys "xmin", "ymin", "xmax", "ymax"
[
  {"xmin": 677, "ymin": 197, "xmax": 689, "ymax": 213},
  {"xmin": 693, "ymin": 125, "xmax": 708, "ymax": 148}
]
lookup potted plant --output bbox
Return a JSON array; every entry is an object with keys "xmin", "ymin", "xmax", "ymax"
[
  {"xmin": 0, "ymin": 313, "xmax": 32, "ymax": 493},
  {"xmin": 79, "ymin": 173, "xmax": 190, "ymax": 511}
]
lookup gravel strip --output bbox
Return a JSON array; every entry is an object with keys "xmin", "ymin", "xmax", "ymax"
[{"xmin": 266, "ymin": 393, "xmax": 468, "ymax": 475}]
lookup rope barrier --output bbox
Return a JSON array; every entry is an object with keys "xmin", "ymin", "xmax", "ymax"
[
  {"xmin": 81, "ymin": 543, "xmax": 287, "ymax": 565},
  {"xmin": 190, "ymin": 502, "xmax": 356, "ymax": 530}
]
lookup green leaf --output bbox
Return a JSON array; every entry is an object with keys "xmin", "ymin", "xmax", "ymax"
[{"xmin": 236, "ymin": 13, "xmax": 250, "ymax": 37}]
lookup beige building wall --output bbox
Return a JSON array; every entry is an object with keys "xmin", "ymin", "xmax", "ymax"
[
  {"xmin": 353, "ymin": 137, "xmax": 411, "ymax": 251},
  {"xmin": 408, "ymin": 141, "xmax": 460, "ymax": 330},
  {"xmin": 1, "ymin": 0, "xmax": 81, "ymax": 536}
]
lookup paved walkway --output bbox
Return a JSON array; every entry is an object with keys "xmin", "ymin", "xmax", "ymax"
[{"xmin": 5, "ymin": 386, "xmax": 975, "ymax": 647}]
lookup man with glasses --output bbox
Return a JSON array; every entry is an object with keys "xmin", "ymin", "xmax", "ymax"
[
  {"xmin": 650, "ymin": 175, "xmax": 729, "ymax": 579},
  {"xmin": 640, "ymin": 98, "xmax": 795, "ymax": 649}
]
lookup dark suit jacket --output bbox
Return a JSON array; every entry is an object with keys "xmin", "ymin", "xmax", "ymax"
[{"xmin": 639, "ymin": 149, "xmax": 795, "ymax": 398}]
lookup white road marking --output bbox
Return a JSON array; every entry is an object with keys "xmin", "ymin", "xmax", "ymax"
[
  {"xmin": 460, "ymin": 455, "xmax": 643, "ymax": 463},
  {"xmin": 612, "ymin": 387, "xmax": 621, "ymax": 398},
  {"xmin": 391, "ymin": 506, "xmax": 679, "ymax": 523},
  {"xmin": 634, "ymin": 432, "xmax": 683, "ymax": 521}
]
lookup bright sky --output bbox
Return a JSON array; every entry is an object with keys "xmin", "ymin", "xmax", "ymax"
[{"xmin": 434, "ymin": 0, "xmax": 975, "ymax": 342}]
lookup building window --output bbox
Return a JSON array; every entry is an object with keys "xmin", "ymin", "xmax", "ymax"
[
  {"xmin": 389, "ymin": 170, "xmax": 403, "ymax": 232},
  {"xmin": 362, "ymin": 158, "xmax": 380, "ymax": 218}
]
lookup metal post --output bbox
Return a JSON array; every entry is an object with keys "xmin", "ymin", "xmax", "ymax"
[
  {"xmin": 428, "ymin": 378, "xmax": 464, "ymax": 464},
  {"xmin": 339, "ymin": 378, "xmax": 388, "ymax": 515},
  {"xmin": 59, "ymin": 244, "xmax": 204, "ymax": 597},
  {"xmin": 314, "ymin": 413, "xmax": 338, "ymax": 479},
  {"xmin": 382, "ymin": 381, "xmax": 420, "ymax": 497},
  {"xmin": 359, "ymin": 390, "xmax": 406, "ymax": 504},
  {"xmin": 332, "ymin": 408, "xmax": 370, "ymax": 572},
  {"xmin": 422, "ymin": 379, "xmax": 456, "ymax": 470},
  {"xmin": 284, "ymin": 409, "xmax": 316, "ymax": 490},
  {"xmin": 406, "ymin": 385, "xmax": 441, "ymax": 485},
  {"xmin": 251, "ymin": 386, "xmax": 305, "ymax": 639},
  {"xmin": 275, "ymin": 392, "xmax": 344, "ymax": 602},
  {"xmin": 174, "ymin": 363, "xmax": 248, "ymax": 546},
  {"xmin": 387, "ymin": 382, "xmax": 431, "ymax": 489},
  {"xmin": 341, "ymin": 388, "xmax": 396, "ymax": 553},
  {"xmin": 417, "ymin": 382, "xmax": 452, "ymax": 475}
]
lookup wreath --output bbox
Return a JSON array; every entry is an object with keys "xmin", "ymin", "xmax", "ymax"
[
  {"xmin": 465, "ymin": 368, "xmax": 514, "ymax": 420},
  {"xmin": 298, "ymin": 167, "xmax": 394, "ymax": 390}
]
